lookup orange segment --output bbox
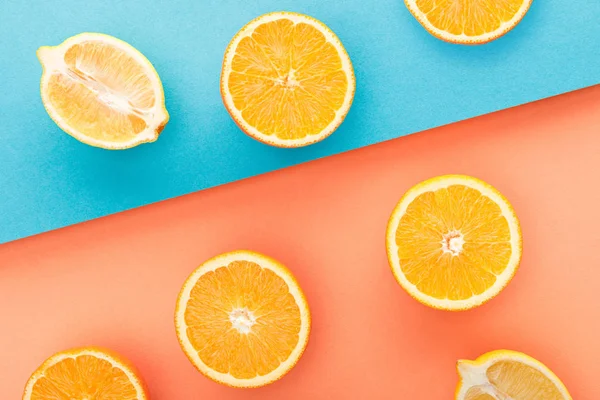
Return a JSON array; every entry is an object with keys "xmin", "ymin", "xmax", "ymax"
[
  {"xmin": 175, "ymin": 250, "xmax": 311, "ymax": 388},
  {"xmin": 386, "ymin": 175, "xmax": 522, "ymax": 310},
  {"xmin": 221, "ymin": 12, "xmax": 355, "ymax": 147},
  {"xmin": 406, "ymin": 0, "xmax": 532, "ymax": 44},
  {"xmin": 23, "ymin": 347, "xmax": 147, "ymax": 400},
  {"xmin": 456, "ymin": 350, "xmax": 572, "ymax": 400},
  {"xmin": 38, "ymin": 33, "xmax": 169, "ymax": 149},
  {"xmin": 251, "ymin": 18, "xmax": 295, "ymax": 72}
]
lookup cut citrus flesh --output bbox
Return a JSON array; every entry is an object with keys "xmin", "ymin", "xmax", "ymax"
[
  {"xmin": 405, "ymin": 0, "xmax": 533, "ymax": 44},
  {"xmin": 175, "ymin": 250, "xmax": 311, "ymax": 387},
  {"xmin": 386, "ymin": 175, "xmax": 522, "ymax": 310},
  {"xmin": 456, "ymin": 350, "xmax": 572, "ymax": 399},
  {"xmin": 23, "ymin": 347, "xmax": 147, "ymax": 400},
  {"xmin": 221, "ymin": 12, "xmax": 355, "ymax": 147},
  {"xmin": 37, "ymin": 33, "xmax": 169, "ymax": 149}
]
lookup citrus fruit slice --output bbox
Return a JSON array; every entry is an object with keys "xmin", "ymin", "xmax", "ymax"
[
  {"xmin": 456, "ymin": 350, "xmax": 572, "ymax": 399},
  {"xmin": 23, "ymin": 347, "xmax": 147, "ymax": 400},
  {"xmin": 405, "ymin": 0, "xmax": 533, "ymax": 44},
  {"xmin": 386, "ymin": 175, "xmax": 522, "ymax": 310},
  {"xmin": 221, "ymin": 12, "xmax": 355, "ymax": 147},
  {"xmin": 175, "ymin": 250, "xmax": 311, "ymax": 387},
  {"xmin": 37, "ymin": 33, "xmax": 169, "ymax": 149}
]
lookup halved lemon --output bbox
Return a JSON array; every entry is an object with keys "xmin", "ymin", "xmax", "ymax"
[
  {"xmin": 456, "ymin": 350, "xmax": 572, "ymax": 399},
  {"xmin": 37, "ymin": 33, "xmax": 169, "ymax": 149},
  {"xmin": 405, "ymin": 0, "xmax": 533, "ymax": 44},
  {"xmin": 386, "ymin": 175, "xmax": 522, "ymax": 310},
  {"xmin": 175, "ymin": 250, "xmax": 311, "ymax": 388},
  {"xmin": 221, "ymin": 12, "xmax": 355, "ymax": 147},
  {"xmin": 23, "ymin": 347, "xmax": 147, "ymax": 400}
]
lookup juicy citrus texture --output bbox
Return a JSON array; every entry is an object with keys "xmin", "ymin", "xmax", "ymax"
[
  {"xmin": 186, "ymin": 262, "xmax": 301, "ymax": 377},
  {"xmin": 386, "ymin": 175, "xmax": 522, "ymax": 310},
  {"xmin": 221, "ymin": 12, "xmax": 355, "ymax": 147},
  {"xmin": 175, "ymin": 251, "xmax": 311, "ymax": 387},
  {"xmin": 23, "ymin": 348, "xmax": 147, "ymax": 400},
  {"xmin": 38, "ymin": 33, "xmax": 169, "ymax": 149},
  {"xmin": 456, "ymin": 350, "xmax": 572, "ymax": 399},
  {"xmin": 397, "ymin": 186, "xmax": 511, "ymax": 299},
  {"xmin": 406, "ymin": 0, "xmax": 532, "ymax": 44}
]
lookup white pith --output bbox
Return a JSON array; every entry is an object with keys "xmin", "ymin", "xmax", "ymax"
[
  {"xmin": 38, "ymin": 33, "xmax": 168, "ymax": 149},
  {"xmin": 221, "ymin": 12, "xmax": 355, "ymax": 147},
  {"xmin": 386, "ymin": 175, "xmax": 522, "ymax": 310},
  {"xmin": 442, "ymin": 230, "xmax": 465, "ymax": 256},
  {"xmin": 175, "ymin": 250, "xmax": 311, "ymax": 387},
  {"xmin": 22, "ymin": 348, "xmax": 147, "ymax": 400},
  {"xmin": 405, "ymin": 0, "xmax": 532, "ymax": 44},
  {"xmin": 229, "ymin": 307, "xmax": 257, "ymax": 334}
]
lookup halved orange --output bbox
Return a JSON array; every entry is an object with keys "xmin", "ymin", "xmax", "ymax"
[
  {"xmin": 175, "ymin": 250, "xmax": 311, "ymax": 387},
  {"xmin": 221, "ymin": 12, "xmax": 355, "ymax": 147},
  {"xmin": 405, "ymin": 0, "xmax": 533, "ymax": 44},
  {"xmin": 37, "ymin": 33, "xmax": 169, "ymax": 149},
  {"xmin": 456, "ymin": 350, "xmax": 572, "ymax": 399},
  {"xmin": 386, "ymin": 175, "xmax": 522, "ymax": 310},
  {"xmin": 23, "ymin": 347, "xmax": 147, "ymax": 400}
]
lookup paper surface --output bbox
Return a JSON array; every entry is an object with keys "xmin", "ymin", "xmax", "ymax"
[
  {"xmin": 1, "ymin": 0, "xmax": 599, "ymax": 243},
  {"xmin": 2, "ymin": 86, "xmax": 599, "ymax": 398}
]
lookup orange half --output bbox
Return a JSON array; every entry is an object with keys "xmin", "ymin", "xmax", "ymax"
[
  {"xmin": 386, "ymin": 175, "xmax": 522, "ymax": 310},
  {"xmin": 23, "ymin": 347, "xmax": 147, "ymax": 400},
  {"xmin": 175, "ymin": 250, "xmax": 311, "ymax": 388},
  {"xmin": 37, "ymin": 33, "xmax": 169, "ymax": 149},
  {"xmin": 405, "ymin": 0, "xmax": 533, "ymax": 44},
  {"xmin": 221, "ymin": 12, "xmax": 355, "ymax": 147}
]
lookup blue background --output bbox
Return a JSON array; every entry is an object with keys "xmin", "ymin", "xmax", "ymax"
[{"xmin": 1, "ymin": 0, "xmax": 599, "ymax": 244}]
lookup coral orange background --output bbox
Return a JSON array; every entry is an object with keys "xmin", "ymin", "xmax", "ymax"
[{"xmin": 1, "ymin": 85, "xmax": 599, "ymax": 399}]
